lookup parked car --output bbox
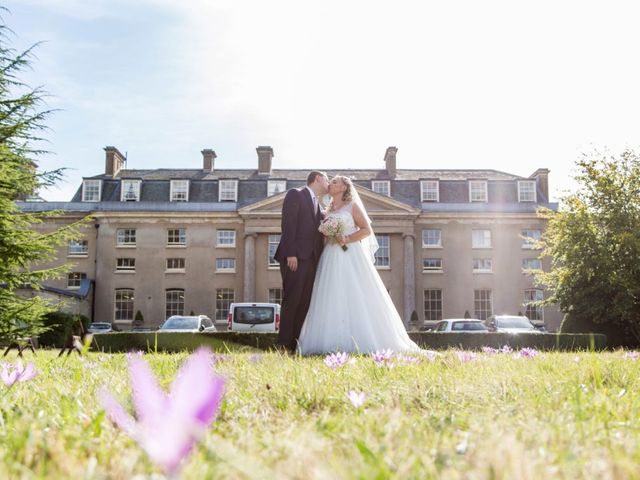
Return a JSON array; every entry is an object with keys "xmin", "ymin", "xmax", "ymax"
[
  {"xmin": 484, "ymin": 315, "xmax": 537, "ymax": 333},
  {"xmin": 158, "ymin": 315, "xmax": 216, "ymax": 333},
  {"xmin": 431, "ymin": 319, "xmax": 488, "ymax": 333},
  {"xmin": 87, "ymin": 322, "xmax": 113, "ymax": 334},
  {"xmin": 228, "ymin": 303, "xmax": 280, "ymax": 332}
]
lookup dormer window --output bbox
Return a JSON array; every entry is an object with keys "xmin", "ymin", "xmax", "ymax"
[
  {"xmin": 469, "ymin": 180, "xmax": 488, "ymax": 202},
  {"xmin": 421, "ymin": 180, "xmax": 439, "ymax": 202},
  {"xmin": 121, "ymin": 180, "xmax": 141, "ymax": 202},
  {"xmin": 82, "ymin": 180, "xmax": 102, "ymax": 202},
  {"xmin": 219, "ymin": 180, "xmax": 238, "ymax": 202},
  {"xmin": 371, "ymin": 181, "xmax": 390, "ymax": 196},
  {"xmin": 170, "ymin": 180, "xmax": 189, "ymax": 202},
  {"xmin": 518, "ymin": 181, "xmax": 537, "ymax": 202},
  {"xmin": 268, "ymin": 180, "xmax": 287, "ymax": 196}
]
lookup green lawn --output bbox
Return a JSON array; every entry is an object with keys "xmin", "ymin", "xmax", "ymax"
[{"xmin": 1, "ymin": 349, "xmax": 639, "ymax": 479}]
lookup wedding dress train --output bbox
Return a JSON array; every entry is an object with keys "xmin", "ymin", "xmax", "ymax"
[{"xmin": 297, "ymin": 203, "xmax": 421, "ymax": 355}]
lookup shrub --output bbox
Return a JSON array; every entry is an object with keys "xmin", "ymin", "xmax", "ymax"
[
  {"xmin": 38, "ymin": 312, "xmax": 89, "ymax": 348},
  {"xmin": 560, "ymin": 313, "xmax": 638, "ymax": 348}
]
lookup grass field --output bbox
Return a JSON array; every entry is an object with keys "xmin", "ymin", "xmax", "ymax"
[{"xmin": 1, "ymin": 348, "xmax": 639, "ymax": 479}]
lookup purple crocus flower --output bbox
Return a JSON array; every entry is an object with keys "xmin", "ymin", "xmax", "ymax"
[
  {"xmin": 99, "ymin": 347, "xmax": 225, "ymax": 476},
  {"xmin": 482, "ymin": 346, "xmax": 499, "ymax": 355},
  {"xmin": 500, "ymin": 345, "xmax": 513, "ymax": 354},
  {"xmin": 371, "ymin": 349, "xmax": 395, "ymax": 367},
  {"xmin": 455, "ymin": 351, "xmax": 478, "ymax": 362},
  {"xmin": 516, "ymin": 347, "xmax": 540, "ymax": 358},
  {"xmin": 324, "ymin": 352, "xmax": 352, "ymax": 369},
  {"xmin": 347, "ymin": 390, "xmax": 367, "ymax": 408},
  {"xmin": 624, "ymin": 351, "xmax": 640, "ymax": 360},
  {"xmin": 1, "ymin": 361, "xmax": 38, "ymax": 387}
]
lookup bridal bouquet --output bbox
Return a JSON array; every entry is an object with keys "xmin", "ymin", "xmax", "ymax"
[{"xmin": 319, "ymin": 217, "xmax": 348, "ymax": 251}]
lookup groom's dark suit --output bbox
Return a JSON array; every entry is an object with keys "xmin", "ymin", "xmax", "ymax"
[{"xmin": 274, "ymin": 187, "xmax": 324, "ymax": 352}]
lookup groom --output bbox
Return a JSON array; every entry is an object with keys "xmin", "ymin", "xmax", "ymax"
[{"xmin": 274, "ymin": 171, "xmax": 329, "ymax": 353}]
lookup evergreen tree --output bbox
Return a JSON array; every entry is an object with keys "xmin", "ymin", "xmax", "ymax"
[{"xmin": 0, "ymin": 14, "xmax": 86, "ymax": 342}]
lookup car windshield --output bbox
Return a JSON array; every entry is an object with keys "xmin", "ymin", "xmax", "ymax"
[
  {"xmin": 90, "ymin": 323, "xmax": 110, "ymax": 330},
  {"xmin": 161, "ymin": 317, "xmax": 198, "ymax": 330},
  {"xmin": 495, "ymin": 317, "xmax": 533, "ymax": 328},
  {"xmin": 452, "ymin": 322, "xmax": 487, "ymax": 331}
]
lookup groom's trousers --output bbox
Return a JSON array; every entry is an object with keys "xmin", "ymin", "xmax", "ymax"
[{"xmin": 277, "ymin": 258, "xmax": 317, "ymax": 352}]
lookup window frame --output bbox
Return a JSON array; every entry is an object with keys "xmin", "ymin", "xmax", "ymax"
[
  {"xmin": 521, "ymin": 229, "xmax": 541, "ymax": 249},
  {"xmin": 472, "ymin": 258, "xmax": 493, "ymax": 273},
  {"xmin": 82, "ymin": 179, "xmax": 102, "ymax": 202},
  {"xmin": 116, "ymin": 228, "xmax": 137, "ymax": 247},
  {"xmin": 420, "ymin": 180, "xmax": 440, "ymax": 202},
  {"xmin": 267, "ymin": 180, "xmax": 287, "ymax": 197},
  {"xmin": 170, "ymin": 180, "xmax": 189, "ymax": 202},
  {"xmin": 215, "ymin": 288, "xmax": 235, "ymax": 322},
  {"xmin": 423, "ymin": 289, "xmax": 443, "ymax": 321},
  {"xmin": 422, "ymin": 229, "xmax": 442, "ymax": 248},
  {"xmin": 219, "ymin": 180, "xmax": 238, "ymax": 202},
  {"xmin": 524, "ymin": 289, "xmax": 544, "ymax": 322},
  {"xmin": 268, "ymin": 234, "xmax": 281, "ymax": 268},
  {"xmin": 67, "ymin": 239, "xmax": 89, "ymax": 257},
  {"xmin": 422, "ymin": 258, "xmax": 443, "ymax": 272},
  {"xmin": 215, "ymin": 258, "xmax": 236, "ymax": 273},
  {"xmin": 120, "ymin": 179, "xmax": 141, "ymax": 202},
  {"xmin": 114, "ymin": 288, "xmax": 134, "ymax": 323},
  {"xmin": 67, "ymin": 272, "xmax": 87, "ymax": 289},
  {"xmin": 165, "ymin": 289, "xmax": 185, "ymax": 319},
  {"xmin": 469, "ymin": 180, "xmax": 488, "ymax": 203},
  {"xmin": 474, "ymin": 289, "xmax": 493, "ymax": 320},
  {"xmin": 115, "ymin": 258, "xmax": 136, "ymax": 272},
  {"xmin": 268, "ymin": 288, "xmax": 283, "ymax": 305},
  {"xmin": 472, "ymin": 229, "xmax": 492, "ymax": 249},
  {"xmin": 216, "ymin": 230, "xmax": 236, "ymax": 248},
  {"xmin": 167, "ymin": 228, "xmax": 186, "ymax": 247},
  {"xmin": 166, "ymin": 258, "xmax": 186, "ymax": 272},
  {"xmin": 518, "ymin": 180, "xmax": 537, "ymax": 202},
  {"xmin": 522, "ymin": 258, "xmax": 542, "ymax": 272},
  {"xmin": 374, "ymin": 234, "xmax": 390, "ymax": 268},
  {"xmin": 371, "ymin": 180, "xmax": 391, "ymax": 196}
]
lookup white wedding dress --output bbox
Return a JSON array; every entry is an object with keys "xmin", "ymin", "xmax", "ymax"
[{"xmin": 297, "ymin": 203, "xmax": 422, "ymax": 355}]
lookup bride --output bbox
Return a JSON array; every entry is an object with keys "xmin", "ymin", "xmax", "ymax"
[{"xmin": 297, "ymin": 175, "xmax": 422, "ymax": 355}]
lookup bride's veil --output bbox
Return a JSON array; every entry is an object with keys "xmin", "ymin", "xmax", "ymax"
[{"xmin": 350, "ymin": 184, "xmax": 380, "ymax": 264}]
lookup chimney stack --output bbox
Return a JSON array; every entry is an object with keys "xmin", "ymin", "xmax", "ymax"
[
  {"xmin": 202, "ymin": 149, "xmax": 217, "ymax": 172},
  {"xmin": 257, "ymin": 146, "xmax": 274, "ymax": 175},
  {"xmin": 384, "ymin": 146, "xmax": 397, "ymax": 178},
  {"xmin": 530, "ymin": 168, "xmax": 550, "ymax": 201},
  {"xmin": 104, "ymin": 146, "xmax": 126, "ymax": 177}
]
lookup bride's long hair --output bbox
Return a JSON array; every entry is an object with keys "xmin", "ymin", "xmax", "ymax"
[{"xmin": 329, "ymin": 175, "xmax": 379, "ymax": 263}]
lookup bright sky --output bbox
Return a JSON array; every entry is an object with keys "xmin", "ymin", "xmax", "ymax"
[{"xmin": 6, "ymin": 0, "xmax": 640, "ymax": 202}]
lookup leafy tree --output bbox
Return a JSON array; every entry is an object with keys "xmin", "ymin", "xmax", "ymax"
[
  {"xmin": 0, "ymin": 14, "xmax": 86, "ymax": 342},
  {"xmin": 535, "ymin": 150, "xmax": 640, "ymax": 343}
]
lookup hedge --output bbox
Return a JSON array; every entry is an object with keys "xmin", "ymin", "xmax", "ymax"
[{"xmin": 90, "ymin": 331, "xmax": 606, "ymax": 353}]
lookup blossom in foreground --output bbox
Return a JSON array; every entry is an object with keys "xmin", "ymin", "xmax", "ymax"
[
  {"xmin": 347, "ymin": 390, "xmax": 367, "ymax": 408},
  {"xmin": 515, "ymin": 347, "xmax": 540, "ymax": 358},
  {"xmin": 624, "ymin": 351, "xmax": 640, "ymax": 360},
  {"xmin": 99, "ymin": 347, "xmax": 225, "ymax": 476},
  {"xmin": 481, "ymin": 346, "xmax": 499, "ymax": 354},
  {"xmin": 455, "ymin": 351, "xmax": 478, "ymax": 362},
  {"xmin": 1, "ymin": 361, "xmax": 38, "ymax": 387},
  {"xmin": 371, "ymin": 349, "xmax": 395, "ymax": 367},
  {"xmin": 324, "ymin": 352, "xmax": 352, "ymax": 369}
]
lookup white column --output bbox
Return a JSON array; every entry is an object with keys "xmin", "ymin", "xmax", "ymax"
[
  {"xmin": 243, "ymin": 233, "xmax": 257, "ymax": 302},
  {"xmin": 402, "ymin": 233, "xmax": 416, "ymax": 328}
]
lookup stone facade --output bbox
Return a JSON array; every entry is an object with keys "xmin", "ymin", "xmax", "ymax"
[{"xmin": 18, "ymin": 146, "xmax": 562, "ymax": 331}]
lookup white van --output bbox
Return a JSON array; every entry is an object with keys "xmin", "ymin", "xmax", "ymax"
[{"xmin": 228, "ymin": 303, "xmax": 280, "ymax": 332}]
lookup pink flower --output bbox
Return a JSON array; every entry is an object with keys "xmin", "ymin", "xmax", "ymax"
[
  {"xmin": 624, "ymin": 351, "xmax": 640, "ymax": 360},
  {"xmin": 324, "ymin": 352, "xmax": 352, "ymax": 369},
  {"xmin": 1, "ymin": 361, "xmax": 38, "ymax": 387},
  {"xmin": 455, "ymin": 351, "xmax": 478, "ymax": 362},
  {"xmin": 371, "ymin": 349, "xmax": 395, "ymax": 367},
  {"xmin": 500, "ymin": 345, "xmax": 513, "ymax": 354},
  {"xmin": 99, "ymin": 347, "xmax": 225, "ymax": 476},
  {"xmin": 347, "ymin": 390, "xmax": 367, "ymax": 408},
  {"xmin": 482, "ymin": 346, "xmax": 499, "ymax": 354},
  {"xmin": 515, "ymin": 347, "xmax": 539, "ymax": 358}
]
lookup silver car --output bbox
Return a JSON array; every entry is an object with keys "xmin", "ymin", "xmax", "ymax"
[
  {"xmin": 159, "ymin": 315, "xmax": 217, "ymax": 333},
  {"xmin": 484, "ymin": 315, "xmax": 537, "ymax": 333},
  {"xmin": 431, "ymin": 319, "xmax": 488, "ymax": 333}
]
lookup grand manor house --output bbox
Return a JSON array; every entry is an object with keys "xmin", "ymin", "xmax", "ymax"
[{"xmin": 18, "ymin": 146, "xmax": 562, "ymax": 331}]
